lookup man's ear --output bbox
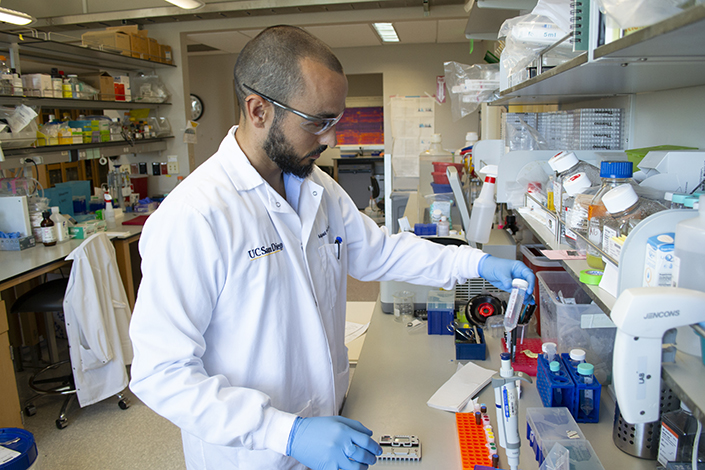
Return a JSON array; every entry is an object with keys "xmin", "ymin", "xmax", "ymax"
[{"xmin": 243, "ymin": 94, "xmax": 270, "ymax": 130}]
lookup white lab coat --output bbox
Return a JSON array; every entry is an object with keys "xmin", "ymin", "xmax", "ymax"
[
  {"xmin": 129, "ymin": 126, "xmax": 487, "ymax": 470},
  {"xmin": 63, "ymin": 232, "xmax": 133, "ymax": 407}
]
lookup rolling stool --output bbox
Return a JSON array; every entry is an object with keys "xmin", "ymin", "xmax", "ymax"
[{"xmin": 10, "ymin": 278, "xmax": 130, "ymax": 429}]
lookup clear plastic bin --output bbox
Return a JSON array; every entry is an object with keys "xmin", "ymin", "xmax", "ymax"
[{"xmin": 537, "ymin": 271, "xmax": 616, "ymax": 384}]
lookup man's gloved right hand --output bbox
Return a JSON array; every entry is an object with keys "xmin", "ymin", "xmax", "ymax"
[{"xmin": 287, "ymin": 416, "xmax": 382, "ymax": 470}]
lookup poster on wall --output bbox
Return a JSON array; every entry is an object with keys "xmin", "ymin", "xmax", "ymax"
[
  {"xmin": 390, "ymin": 96, "xmax": 435, "ymax": 177},
  {"xmin": 336, "ymin": 107, "xmax": 383, "ymax": 146}
]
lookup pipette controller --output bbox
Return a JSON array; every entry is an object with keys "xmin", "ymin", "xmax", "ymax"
[{"xmin": 492, "ymin": 352, "xmax": 532, "ymax": 470}]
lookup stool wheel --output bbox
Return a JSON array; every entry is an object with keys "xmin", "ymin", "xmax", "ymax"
[
  {"xmin": 118, "ymin": 398, "xmax": 130, "ymax": 410},
  {"xmin": 24, "ymin": 405, "xmax": 36, "ymax": 417},
  {"xmin": 56, "ymin": 417, "xmax": 68, "ymax": 429}
]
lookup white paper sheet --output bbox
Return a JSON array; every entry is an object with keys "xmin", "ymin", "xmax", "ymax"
[
  {"xmin": 345, "ymin": 321, "xmax": 369, "ymax": 345},
  {"xmin": 427, "ymin": 361, "xmax": 495, "ymax": 413}
]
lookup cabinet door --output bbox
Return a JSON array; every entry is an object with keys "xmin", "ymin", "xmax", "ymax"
[{"xmin": 0, "ymin": 300, "xmax": 23, "ymax": 428}]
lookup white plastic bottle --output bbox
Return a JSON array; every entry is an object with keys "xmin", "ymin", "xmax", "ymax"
[
  {"xmin": 104, "ymin": 193, "xmax": 116, "ymax": 229},
  {"xmin": 467, "ymin": 165, "xmax": 497, "ymax": 244},
  {"xmin": 437, "ymin": 216, "xmax": 450, "ymax": 236},
  {"xmin": 49, "ymin": 207, "xmax": 70, "ymax": 242}
]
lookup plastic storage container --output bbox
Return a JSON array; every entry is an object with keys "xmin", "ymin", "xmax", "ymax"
[
  {"xmin": 520, "ymin": 244, "xmax": 564, "ymax": 335},
  {"xmin": 0, "ymin": 428, "xmax": 39, "ymax": 469},
  {"xmin": 537, "ymin": 271, "xmax": 616, "ymax": 384},
  {"xmin": 427, "ymin": 290, "xmax": 455, "ymax": 335},
  {"xmin": 525, "ymin": 407, "xmax": 586, "ymax": 464}
]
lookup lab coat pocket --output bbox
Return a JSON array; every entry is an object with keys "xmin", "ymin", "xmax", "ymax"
[
  {"xmin": 79, "ymin": 344, "xmax": 107, "ymax": 371},
  {"xmin": 317, "ymin": 243, "xmax": 344, "ymax": 311}
]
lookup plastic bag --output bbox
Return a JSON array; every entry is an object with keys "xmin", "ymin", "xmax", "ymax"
[
  {"xmin": 443, "ymin": 62, "xmax": 499, "ymax": 121},
  {"xmin": 499, "ymin": 14, "xmax": 577, "ymax": 89},
  {"xmin": 531, "ymin": 0, "xmax": 572, "ymax": 34},
  {"xmin": 595, "ymin": 0, "xmax": 689, "ymax": 29},
  {"xmin": 505, "ymin": 115, "xmax": 549, "ymax": 151},
  {"xmin": 132, "ymin": 73, "xmax": 170, "ymax": 103}
]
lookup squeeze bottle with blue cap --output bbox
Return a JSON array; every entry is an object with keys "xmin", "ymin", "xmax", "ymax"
[
  {"xmin": 586, "ymin": 161, "xmax": 636, "ymax": 268},
  {"xmin": 467, "ymin": 165, "xmax": 497, "ymax": 244},
  {"xmin": 503, "ymin": 278, "xmax": 528, "ymax": 332}
]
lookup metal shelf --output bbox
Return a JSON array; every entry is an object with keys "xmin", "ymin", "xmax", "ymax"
[
  {"xmin": 0, "ymin": 95, "xmax": 170, "ymax": 110},
  {"xmin": 0, "ymin": 31, "xmax": 175, "ymax": 72},
  {"xmin": 493, "ymin": 4, "xmax": 705, "ymax": 105},
  {"xmin": 1, "ymin": 137, "xmax": 171, "ymax": 162}
]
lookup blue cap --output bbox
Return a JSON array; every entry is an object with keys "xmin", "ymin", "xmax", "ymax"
[
  {"xmin": 600, "ymin": 161, "xmax": 633, "ymax": 178},
  {"xmin": 549, "ymin": 361, "xmax": 561, "ymax": 372},
  {"xmin": 500, "ymin": 352, "xmax": 511, "ymax": 361},
  {"xmin": 577, "ymin": 363, "xmax": 594, "ymax": 376}
]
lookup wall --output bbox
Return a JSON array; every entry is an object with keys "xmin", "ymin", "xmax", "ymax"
[
  {"xmin": 632, "ymin": 85, "xmax": 705, "ymax": 148},
  {"xmin": 189, "ymin": 41, "xmax": 489, "ymax": 168},
  {"xmin": 188, "ymin": 54, "xmax": 239, "ymax": 167}
]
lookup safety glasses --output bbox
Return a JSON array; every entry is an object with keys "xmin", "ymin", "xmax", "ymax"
[{"xmin": 242, "ymin": 83, "xmax": 344, "ymax": 135}]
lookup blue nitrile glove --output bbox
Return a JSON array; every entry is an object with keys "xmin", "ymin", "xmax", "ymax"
[
  {"xmin": 287, "ymin": 416, "xmax": 382, "ymax": 470},
  {"xmin": 478, "ymin": 254, "xmax": 535, "ymax": 304}
]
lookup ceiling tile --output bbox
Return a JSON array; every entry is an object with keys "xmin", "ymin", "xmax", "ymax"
[
  {"xmin": 186, "ymin": 31, "xmax": 253, "ymax": 53},
  {"xmin": 393, "ymin": 20, "xmax": 437, "ymax": 44},
  {"xmin": 437, "ymin": 18, "xmax": 470, "ymax": 43},
  {"xmin": 303, "ymin": 24, "xmax": 381, "ymax": 48}
]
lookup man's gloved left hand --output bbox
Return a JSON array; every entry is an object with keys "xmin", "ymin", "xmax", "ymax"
[{"xmin": 478, "ymin": 254, "xmax": 535, "ymax": 304}]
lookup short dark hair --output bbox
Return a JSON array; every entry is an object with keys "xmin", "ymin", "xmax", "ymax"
[{"xmin": 233, "ymin": 25, "xmax": 344, "ymax": 120}]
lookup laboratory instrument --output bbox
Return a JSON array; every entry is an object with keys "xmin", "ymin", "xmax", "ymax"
[
  {"xmin": 467, "ymin": 165, "xmax": 498, "ymax": 244},
  {"xmin": 612, "ymin": 287, "xmax": 705, "ymax": 423},
  {"xmin": 378, "ymin": 434, "xmax": 421, "ymax": 461},
  {"xmin": 492, "ymin": 352, "xmax": 533, "ymax": 470}
]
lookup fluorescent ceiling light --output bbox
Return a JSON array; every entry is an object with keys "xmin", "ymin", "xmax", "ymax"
[
  {"xmin": 0, "ymin": 7, "xmax": 34, "ymax": 26},
  {"xmin": 373, "ymin": 23, "xmax": 400, "ymax": 43},
  {"xmin": 165, "ymin": 0, "xmax": 205, "ymax": 9}
]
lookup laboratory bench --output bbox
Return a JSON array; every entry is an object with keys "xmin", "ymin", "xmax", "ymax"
[{"xmin": 343, "ymin": 298, "xmax": 657, "ymax": 470}]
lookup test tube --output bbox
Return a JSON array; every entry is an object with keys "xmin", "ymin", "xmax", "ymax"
[
  {"xmin": 542, "ymin": 342, "xmax": 557, "ymax": 363},
  {"xmin": 549, "ymin": 361, "xmax": 563, "ymax": 406},
  {"xmin": 577, "ymin": 363, "xmax": 595, "ymax": 417},
  {"xmin": 503, "ymin": 279, "xmax": 529, "ymax": 332},
  {"xmin": 569, "ymin": 349, "xmax": 586, "ymax": 368}
]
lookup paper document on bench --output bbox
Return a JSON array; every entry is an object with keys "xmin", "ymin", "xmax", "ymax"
[{"xmin": 427, "ymin": 361, "xmax": 494, "ymax": 412}]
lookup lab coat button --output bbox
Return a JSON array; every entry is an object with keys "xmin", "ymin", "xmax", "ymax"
[
  {"xmin": 276, "ymin": 202, "xmax": 281, "ymax": 207},
  {"xmin": 313, "ymin": 191, "xmax": 318, "ymax": 196}
]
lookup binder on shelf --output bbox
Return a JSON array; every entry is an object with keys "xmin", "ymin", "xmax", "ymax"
[{"xmin": 570, "ymin": 0, "xmax": 590, "ymax": 52}]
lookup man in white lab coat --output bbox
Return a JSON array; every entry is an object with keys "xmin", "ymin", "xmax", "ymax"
[{"xmin": 129, "ymin": 25, "xmax": 534, "ymax": 470}]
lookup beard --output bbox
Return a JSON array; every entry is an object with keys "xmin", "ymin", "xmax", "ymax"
[{"xmin": 263, "ymin": 118, "xmax": 327, "ymax": 179}]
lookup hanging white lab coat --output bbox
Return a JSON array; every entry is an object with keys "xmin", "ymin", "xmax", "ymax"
[
  {"xmin": 129, "ymin": 126, "xmax": 487, "ymax": 470},
  {"xmin": 63, "ymin": 232, "xmax": 133, "ymax": 407}
]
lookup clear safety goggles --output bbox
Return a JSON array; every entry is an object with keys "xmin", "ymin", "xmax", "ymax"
[{"xmin": 242, "ymin": 83, "xmax": 344, "ymax": 135}]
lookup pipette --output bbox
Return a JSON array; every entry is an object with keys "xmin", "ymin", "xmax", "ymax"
[{"xmin": 492, "ymin": 352, "xmax": 533, "ymax": 470}]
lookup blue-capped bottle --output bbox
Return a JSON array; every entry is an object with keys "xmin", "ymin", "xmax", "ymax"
[{"xmin": 577, "ymin": 363, "xmax": 595, "ymax": 416}]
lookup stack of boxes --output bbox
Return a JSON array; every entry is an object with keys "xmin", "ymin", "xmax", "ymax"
[{"xmin": 81, "ymin": 26, "xmax": 173, "ymax": 64}]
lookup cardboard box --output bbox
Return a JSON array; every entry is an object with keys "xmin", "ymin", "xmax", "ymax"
[
  {"xmin": 159, "ymin": 44, "xmax": 173, "ymax": 64},
  {"xmin": 129, "ymin": 33, "xmax": 149, "ymax": 60},
  {"xmin": 643, "ymin": 233, "xmax": 675, "ymax": 287},
  {"xmin": 147, "ymin": 37, "xmax": 160, "ymax": 61},
  {"xmin": 81, "ymin": 30, "xmax": 131, "ymax": 56},
  {"xmin": 107, "ymin": 25, "xmax": 148, "ymax": 37},
  {"xmin": 80, "ymin": 72, "xmax": 115, "ymax": 101}
]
